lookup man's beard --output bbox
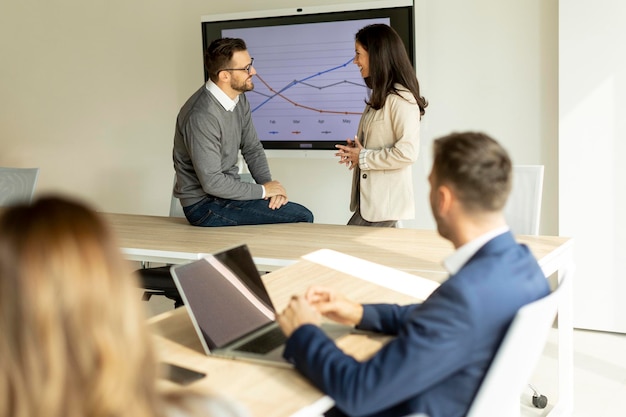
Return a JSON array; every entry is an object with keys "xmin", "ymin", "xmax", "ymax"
[{"xmin": 231, "ymin": 77, "xmax": 254, "ymax": 93}]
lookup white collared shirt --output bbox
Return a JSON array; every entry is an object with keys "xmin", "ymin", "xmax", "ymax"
[
  {"xmin": 442, "ymin": 226, "xmax": 510, "ymax": 275},
  {"xmin": 206, "ymin": 79, "xmax": 239, "ymax": 112}
]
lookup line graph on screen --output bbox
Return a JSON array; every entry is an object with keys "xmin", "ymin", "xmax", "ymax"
[
  {"xmin": 252, "ymin": 59, "xmax": 362, "ymax": 115},
  {"xmin": 224, "ymin": 18, "xmax": 388, "ymax": 143}
]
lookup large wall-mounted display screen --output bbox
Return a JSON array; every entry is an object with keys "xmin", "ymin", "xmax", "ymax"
[{"xmin": 202, "ymin": 5, "xmax": 414, "ymax": 150}]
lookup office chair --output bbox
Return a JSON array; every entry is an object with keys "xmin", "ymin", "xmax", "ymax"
[
  {"xmin": 138, "ymin": 191, "xmax": 186, "ymax": 308},
  {"xmin": 0, "ymin": 167, "xmax": 40, "ymax": 206},
  {"xmin": 504, "ymin": 165, "xmax": 544, "ymax": 235},
  {"xmin": 401, "ymin": 277, "xmax": 566, "ymax": 417},
  {"xmin": 502, "ymin": 164, "xmax": 554, "ymax": 408},
  {"xmin": 502, "ymin": 164, "xmax": 553, "ymax": 408},
  {"xmin": 466, "ymin": 276, "xmax": 566, "ymax": 416}
]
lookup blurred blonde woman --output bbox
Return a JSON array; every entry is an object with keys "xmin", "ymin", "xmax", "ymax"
[{"xmin": 0, "ymin": 196, "xmax": 249, "ymax": 417}]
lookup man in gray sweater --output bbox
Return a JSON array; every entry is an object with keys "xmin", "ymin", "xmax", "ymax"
[{"xmin": 173, "ymin": 38, "xmax": 313, "ymax": 226}]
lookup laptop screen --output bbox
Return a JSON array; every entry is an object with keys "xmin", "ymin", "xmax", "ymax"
[
  {"xmin": 214, "ymin": 244, "xmax": 274, "ymax": 309},
  {"xmin": 172, "ymin": 245, "xmax": 276, "ymax": 349}
]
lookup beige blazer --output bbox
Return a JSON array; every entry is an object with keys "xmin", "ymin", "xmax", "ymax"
[{"xmin": 350, "ymin": 85, "xmax": 421, "ymax": 222}]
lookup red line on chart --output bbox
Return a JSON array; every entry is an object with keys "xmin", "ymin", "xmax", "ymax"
[{"xmin": 253, "ymin": 74, "xmax": 362, "ymax": 116}]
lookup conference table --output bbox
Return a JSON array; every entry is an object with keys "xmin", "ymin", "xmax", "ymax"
[
  {"xmin": 104, "ymin": 212, "xmax": 574, "ymax": 417},
  {"xmin": 105, "ymin": 212, "xmax": 571, "ymax": 278}
]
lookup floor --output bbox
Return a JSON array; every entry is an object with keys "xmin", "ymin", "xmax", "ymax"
[
  {"xmin": 524, "ymin": 328, "xmax": 626, "ymax": 417},
  {"xmin": 142, "ymin": 294, "xmax": 626, "ymax": 416}
]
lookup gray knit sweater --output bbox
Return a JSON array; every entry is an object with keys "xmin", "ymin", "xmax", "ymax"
[{"xmin": 172, "ymin": 86, "xmax": 271, "ymax": 207}]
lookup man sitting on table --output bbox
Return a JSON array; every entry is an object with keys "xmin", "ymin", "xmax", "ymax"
[
  {"xmin": 277, "ymin": 131, "xmax": 550, "ymax": 417},
  {"xmin": 172, "ymin": 37, "xmax": 313, "ymax": 226}
]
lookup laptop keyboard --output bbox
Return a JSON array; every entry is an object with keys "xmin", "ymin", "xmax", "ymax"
[{"xmin": 235, "ymin": 327, "xmax": 287, "ymax": 354}]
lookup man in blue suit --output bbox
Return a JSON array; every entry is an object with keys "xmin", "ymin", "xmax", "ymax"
[{"xmin": 277, "ymin": 132, "xmax": 550, "ymax": 417}]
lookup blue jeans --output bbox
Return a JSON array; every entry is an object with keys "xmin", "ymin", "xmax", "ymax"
[{"xmin": 183, "ymin": 196, "xmax": 314, "ymax": 227}]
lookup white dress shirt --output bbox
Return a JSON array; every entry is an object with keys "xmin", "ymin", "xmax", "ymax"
[{"xmin": 443, "ymin": 226, "xmax": 510, "ymax": 275}]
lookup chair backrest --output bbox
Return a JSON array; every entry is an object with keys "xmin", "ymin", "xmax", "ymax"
[
  {"xmin": 466, "ymin": 278, "xmax": 566, "ymax": 417},
  {"xmin": 169, "ymin": 176, "xmax": 185, "ymax": 218},
  {"xmin": 169, "ymin": 194, "xmax": 185, "ymax": 218},
  {"xmin": 504, "ymin": 165, "xmax": 544, "ymax": 235},
  {"xmin": 0, "ymin": 167, "xmax": 40, "ymax": 207}
]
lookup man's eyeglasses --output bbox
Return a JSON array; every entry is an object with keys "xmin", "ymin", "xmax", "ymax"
[{"xmin": 220, "ymin": 58, "xmax": 254, "ymax": 74}]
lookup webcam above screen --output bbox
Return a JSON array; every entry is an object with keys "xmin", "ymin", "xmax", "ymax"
[{"xmin": 201, "ymin": 2, "xmax": 415, "ymax": 151}]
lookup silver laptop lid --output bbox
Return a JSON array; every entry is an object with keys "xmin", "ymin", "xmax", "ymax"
[{"xmin": 170, "ymin": 244, "xmax": 276, "ymax": 352}]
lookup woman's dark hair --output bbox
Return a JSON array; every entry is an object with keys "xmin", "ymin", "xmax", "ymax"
[{"xmin": 355, "ymin": 24, "xmax": 427, "ymax": 116}]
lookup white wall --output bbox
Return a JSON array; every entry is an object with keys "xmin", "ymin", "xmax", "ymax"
[
  {"xmin": 411, "ymin": 0, "xmax": 558, "ymax": 232},
  {"xmin": 0, "ymin": 0, "xmax": 557, "ymax": 234},
  {"xmin": 1, "ymin": 0, "xmax": 185, "ymax": 214},
  {"xmin": 0, "ymin": 0, "xmax": 368, "ymax": 222},
  {"xmin": 560, "ymin": 1, "xmax": 626, "ymax": 332}
]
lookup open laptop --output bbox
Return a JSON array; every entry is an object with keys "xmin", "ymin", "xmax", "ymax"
[{"xmin": 170, "ymin": 244, "xmax": 352, "ymax": 367}]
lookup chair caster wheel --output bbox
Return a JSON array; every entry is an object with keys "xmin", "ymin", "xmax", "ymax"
[{"xmin": 532, "ymin": 394, "xmax": 548, "ymax": 409}]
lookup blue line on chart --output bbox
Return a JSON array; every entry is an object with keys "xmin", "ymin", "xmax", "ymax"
[{"xmin": 252, "ymin": 58, "xmax": 356, "ymax": 112}]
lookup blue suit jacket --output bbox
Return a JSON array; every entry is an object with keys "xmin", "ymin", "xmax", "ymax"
[{"xmin": 283, "ymin": 232, "xmax": 550, "ymax": 417}]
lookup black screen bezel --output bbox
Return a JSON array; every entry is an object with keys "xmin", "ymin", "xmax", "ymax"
[{"xmin": 201, "ymin": 6, "xmax": 415, "ymax": 150}]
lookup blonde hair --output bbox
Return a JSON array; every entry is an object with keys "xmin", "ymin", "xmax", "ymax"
[{"xmin": 0, "ymin": 196, "xmax": 163, "ymax": 417}]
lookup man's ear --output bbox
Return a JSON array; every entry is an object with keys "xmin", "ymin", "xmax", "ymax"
[
  {"xmin": 217, "ymin": 70, "xmax": 230, "ymax": 83},
  {"xmin": 437, "ymin": 184, "xmax": 453, "ymax": 216}
]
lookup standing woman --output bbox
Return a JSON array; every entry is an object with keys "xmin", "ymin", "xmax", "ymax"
[
  {"xmin": 0, "ymin": 196, "xmax": 249, "ymax": 417},
  {"xmin": 336, "ymin": 24, "xmax": 427, "ymax": 227}
]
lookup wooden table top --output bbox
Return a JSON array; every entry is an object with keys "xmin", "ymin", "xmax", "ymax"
[
  {"xmin": 149, "ymin": 257, "xmax": 419, "ymax": 417},
  {"xmin": 104, "ymin": 212, "xmax": 571, "ymax": 277}
]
